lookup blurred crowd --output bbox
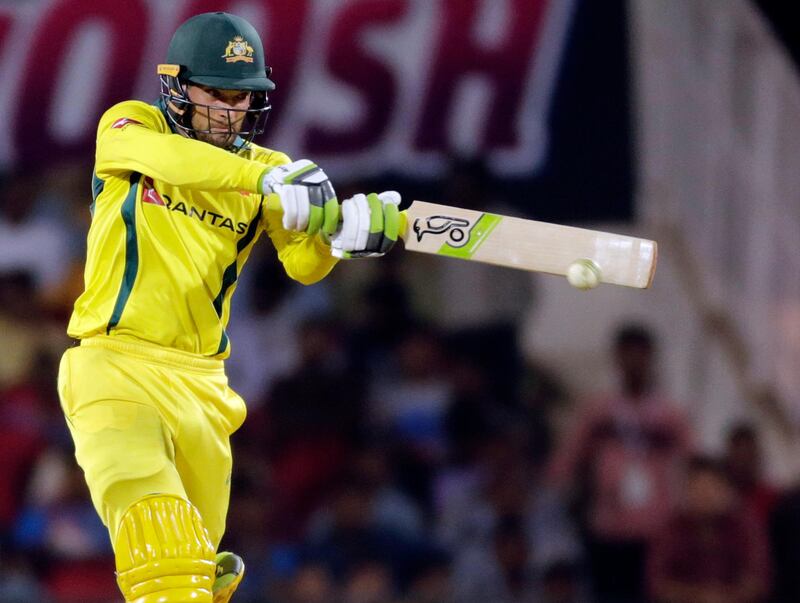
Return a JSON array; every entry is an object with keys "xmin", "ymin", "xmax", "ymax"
[{"xmin": 1, "ymin": 161, "xmax": 800, "ymax": 603}]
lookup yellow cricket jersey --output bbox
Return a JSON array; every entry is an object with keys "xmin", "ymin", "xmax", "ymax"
[{"xmin": 68, "ymin": 100, "xmax": 338, "ymax": 358}]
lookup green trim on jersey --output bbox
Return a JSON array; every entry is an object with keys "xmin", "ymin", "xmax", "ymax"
[
  {"xmin": 91, "ymin": 171, "xmax": 105, "ymax": 200},
  {"xmin": 212, "ymin": 197, "xmax": 264, "ymax": 354},
  {"xmin": 106, "ymin": 173, "xmax": 141, "ymax": 333},
  {"xmin": 91, "ymin": 171, "xmax": 105, "ymax": 216},
  {"xmin": 217, "ymin": 329, "xmax": 228, "ymax": 354},
  {"xmin": 216, "ymin": 331, "xmax": 229, "ymax": 356}
]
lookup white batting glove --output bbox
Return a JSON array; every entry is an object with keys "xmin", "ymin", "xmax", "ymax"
[
  {"xmin": 261, "ymin": 159, "xmax": 339, "ymax": 236},
  {"xmin": 331, "ymin": 191, "xmax": 401, "ymax": 258}
]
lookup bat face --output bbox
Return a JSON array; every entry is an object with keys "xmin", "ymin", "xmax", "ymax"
[{"xmin": 400, "ymin": 200, "xmax": 657, "ymax": 289}]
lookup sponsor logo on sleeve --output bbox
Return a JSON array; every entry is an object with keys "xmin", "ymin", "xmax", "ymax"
[
  {"xmin": 111, "ymin": 117, "xmax": 142, "ymax": 130},
  {"xmin": 141, "ymin": 176, "xmax": 165, "ymax": 206}
]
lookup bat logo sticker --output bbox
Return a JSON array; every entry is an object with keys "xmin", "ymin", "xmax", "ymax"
[{"xmin": 413, "ymin": 215, "xmax": 472, "ymax": 247}]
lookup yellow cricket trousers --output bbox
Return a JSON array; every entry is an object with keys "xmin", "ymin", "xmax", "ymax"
[{"xmin": 57, "ymin": 335, "xmax": 247, "ymax": 549}]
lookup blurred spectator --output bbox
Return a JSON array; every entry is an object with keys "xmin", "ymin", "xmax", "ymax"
[
  {"xmin": 308, "ymin": 445, "xmax": 424, "ymax": 539},
  {"xmin": 445, "ymin": 323, "xmax": 524, "ymax": 412},
  {"xmin": 368, "ymin": 323, "xmax": 452, "ymax": 510},
  {"xmin": 0, "ymin": 551, "xmax": 51, "ymax": 603},
  {"xmin": 218, "ymin": 471, "xmax": 275, "ymax": 602},
  {"xmin": 441, "ymin": 322, "xmax": 556, "ymax": 467},
  {"xmin": 263, "ymin": 316, "xmax": 365, "ymax": 537},
  {"xmin": 648, "ymin": 455, "xmax": 770, "ymax": 603},
  {"xmin": 519, "ymin": 357, "xmax": 568, "ymax": 465},
  {"xmin": 724, "ymin": 422, "xmax": 780, "ymax": 526},
  {"xmin": 549, "ymin": 322, "xmax": 692, "ymax": 603},
  {"xmin": 400, "ymin": 549, "xmax": 453, "ymax": 603},
  {"xmin": 301, "ymin": 474, "xmax": 428, "ymax": 591},
  {"xmin": 442, "ymin": 337, "xmax": 504, "ymax": 469},
  {"xmin": 345, "ymin": 251, "xmax": 417, "ymax": 381},
  {"xmin": 768, "ymin": 485, "xmax": 800, "ymax": 603},
  {"xmin": 540, "ymin": 560, "xmax": 591, "ymax": 603},
  {"xmin": 14, "ymin": 451, "xmax": 110, "ymax": 558},
  {"xmin": 32, "ymin": 162, "xmax": 94, "ymax": 319},
  {"xmin": 451, "ymin": 513, "xmax": 541, "ymax": 603},
  {"xmin": 437, "ymin": 436, "xmax": 582, "ymax": 574},
  {"xmin": 226, "ymin": 245, "xmax": 333, "ymax": 406},
  {"xmin": 13, "ymin": 447, "xmax": 116, "ymax": 603},
  {"xmin": 0, "ymin": 348, "xmax": 64, "ymax": 544},
  {"xmin": 0, "ymin": 272, "xmax": 68, "ymax": 389},
  {"xmin": 341, "ymin": 560, "xmax": 399, "ymax": 603},
  {"xmin": 437, "ymin": 341, "xmax": 514, "ymax": 520},
  {"xmin": 284, "ymin": 561, "xmax": 338, "ymax": 603},
  {"xmin": 0, "ymin": 169, "xmax": 70, "ymax": 296}
]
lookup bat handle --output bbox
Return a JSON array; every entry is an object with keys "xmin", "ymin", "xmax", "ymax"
[{"xmin": 398, "ymin": 210, "xmax": 409, "ymax": 242}]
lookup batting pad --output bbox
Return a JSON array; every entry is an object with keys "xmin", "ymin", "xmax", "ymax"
[{"xmin": 115, "ymin": 494, "xmax": 216, "ymax": 602}]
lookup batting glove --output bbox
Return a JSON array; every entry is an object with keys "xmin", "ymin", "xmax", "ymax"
[
  {"xmin": 331, "ymin": 191, "xmax": 401, "ymax": 258},
  {"xmin": 261, "ymin": 159, "xmax": 339, "ymax": 236}
]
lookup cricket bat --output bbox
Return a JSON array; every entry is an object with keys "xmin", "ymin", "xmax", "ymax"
[{"xmin": 399, "ymin": 201, "xmax": 657, "ymax": 289}]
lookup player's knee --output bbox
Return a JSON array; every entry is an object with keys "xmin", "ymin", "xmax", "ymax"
[{"xmin": 115, "ymin": 494, "xmax": 216, "ymax": 603}]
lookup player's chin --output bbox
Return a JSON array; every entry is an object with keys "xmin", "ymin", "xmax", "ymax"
[{"xmin": 197, "ymin": 131, "xmax": 238, "ymax": 148}]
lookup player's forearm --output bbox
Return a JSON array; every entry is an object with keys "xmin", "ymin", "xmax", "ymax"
[
  {"xmin": 96, "ymin": 127, "xmax": 268, "ymax": 194},
  {"xmin": 275, "ymin": 232, "xmax": 339, "ymax": 285}
]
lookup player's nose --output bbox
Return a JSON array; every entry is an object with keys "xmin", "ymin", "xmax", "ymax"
[
  {"xmin": 209, "ymin": 101, "xmax": 236, "ymax": 115},
  {"xmin": 208, "ymin": 105, "xmax": 236, "ymax": 122}
]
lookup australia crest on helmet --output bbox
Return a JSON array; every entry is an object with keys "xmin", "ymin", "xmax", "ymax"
[{"xmin": 222, "ymin": 35, "xmax": 254, "ymax": 63}]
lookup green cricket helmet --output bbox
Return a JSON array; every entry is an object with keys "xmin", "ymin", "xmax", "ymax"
[{"xmin": 157, "ymin": 12, "xmax": 276, "ymax": 148}]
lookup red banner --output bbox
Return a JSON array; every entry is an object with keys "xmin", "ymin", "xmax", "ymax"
[{"xmin": 0, "ymin": 0, "xmax": 575, "ymax": 179}]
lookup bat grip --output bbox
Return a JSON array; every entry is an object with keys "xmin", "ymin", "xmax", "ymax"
[
  {"xmin": 267, "ymin": 193, "xmax": 410, "ymax": 240},
  {"xmin": 398, "ymin": 210, "xmax": 409, "ymax": 241}
]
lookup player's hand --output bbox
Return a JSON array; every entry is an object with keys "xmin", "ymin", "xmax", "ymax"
[
  {"xmin": 330, "ymin": 191, "xmax": 401, "ymax": 259},
  {"xmin": 261, "ymin": 159, "xmax": 339, "ymax": 236}
]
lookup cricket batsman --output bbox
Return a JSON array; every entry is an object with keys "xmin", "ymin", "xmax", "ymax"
[{"xmin": 57, "ymin": 11, "xmax": 400, "ymax": 603}]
